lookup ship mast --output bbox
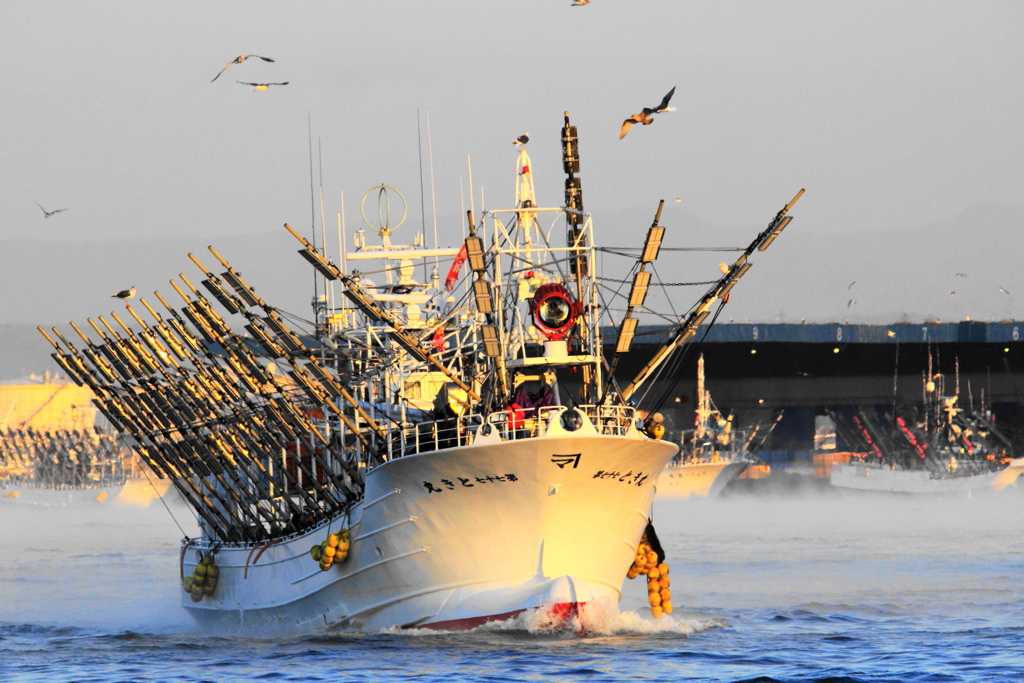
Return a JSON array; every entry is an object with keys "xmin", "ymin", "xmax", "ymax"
[
  {"xmin": 694, "ymin": 353, "xmax": 708, "ymax": 440},
  {"xmin": 561, "ymin": 112, "xmax": 598, "ymax": 401}
]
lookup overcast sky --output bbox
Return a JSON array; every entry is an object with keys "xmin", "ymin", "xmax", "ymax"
[{"xmin": 3, "ymin": 1, "xmax": 1023, "ymax": 328}]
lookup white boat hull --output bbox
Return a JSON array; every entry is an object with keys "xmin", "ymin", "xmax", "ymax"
[
  {"xmin": 829, "ymin": 457, "xmax": 1024, "ymax": 494},
  {"xmin": 181, "ymin": 432, "xmax": 677, "ymax": 634},
  {"xmin": 655, "ymin": 460, "xmax": 749, "ymax": 499}
]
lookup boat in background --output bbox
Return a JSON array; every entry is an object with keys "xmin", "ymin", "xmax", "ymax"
[
  {"xmin": 827, "ymin": 366, "xmax": 1024, "ymax": 494},
  {"xmin": 0, "ymin": 374, "xmax": 167, "ymax": 505},
  {"xmin": 656, "ymin": 354, "xmax": 776, "ymax": 498},
  {"xmin": 42, "ymin": 114, "xmax": 800, "ymax": 634}
]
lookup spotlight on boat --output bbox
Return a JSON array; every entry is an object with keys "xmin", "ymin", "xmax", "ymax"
[{"xmin": 530, "ymin": 283, "xmax": 582, "ymax": 341}]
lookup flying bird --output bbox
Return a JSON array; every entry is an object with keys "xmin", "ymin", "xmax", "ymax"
[
  {"xmin": 847, "ymin": 299, "xmax": 856, "ymax": 308},
  {"xmin": 513, "ymin": 132, "xmax": 529, "ymax": 146},
  {"xmin": 112, "ymin": 286, "xmax": 136, "ymax": 300},
  {"xmin": 238, "ymin": 81, "xmax": 289, "ymax": 91},
  {"xmin": 848, "ymin": 281, "xmax": 856, "ymax": 290},
  {"xmin": 619, "ymin": 86, "xmax": 676, "ymax": 139},
  {"xmin": 571, "ymin": 0, "xmax": 591, "ymax": 5},
  {"xmin": 211, "ymin": 55, "xmax": 275, "ymax": 82},
  {"xmin": 34, "ymin": 201, "xmax": 68, "ymax": 218},
  {"xmin": 998, "ymin": 286, "xmax": 1010, "ymax": 295}
]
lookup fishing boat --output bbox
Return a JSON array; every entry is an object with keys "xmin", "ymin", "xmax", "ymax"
[
  {"xmin": 40, "ymin": 114, "xmax": 801, "ymax": 634},
  {"xmin": 827, "ymin": 369, "xmax": 1024, "ymax": 494},
  {"xmin": 656, "ymin": 355, "xmax": 774, "ymax": 498},
  {"xmin": 0, "ymin": 374, "xmax": 146, "ymax": 504}
]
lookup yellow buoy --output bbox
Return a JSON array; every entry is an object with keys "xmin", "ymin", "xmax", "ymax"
[
  {"xmin": 648, "ymin": 567, "xmax": 661, "ymax": 580},
  {"xmin": 327, "ymin": 533, "xmax": 339, "ymax": 548},
  {"xmin": 658, "ymin": 575, "xmax": 670, "ymax": 589},
  {"xmin": 657, "ymin": 562, "xmax": 669, "ymax": 575},
  {"xmin": 648, "ymin": 591, "xmax": 662, "ymax": 607},
  {"xmin": 94, "ymin": 491, "xmax": 108, "ymax": 503},
  {"xmin": 662, "ymin": 600, "xmax": 673, "ymax": 615},
  {"xmin": 323, "ymin": 545, "xmax": 337, "ymax": 558},
  {"xmin": 660, "ymin": 588, "xmax": 672, "ymax": 602},
  {"xmin": 651, "ymin": 605, "xmax": 664, "ymax": 618}
]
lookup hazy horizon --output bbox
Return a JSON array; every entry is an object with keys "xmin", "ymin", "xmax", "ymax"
[{"xmin": 4, "ymin": 1, "xmax": 1022, "ymax": 340}]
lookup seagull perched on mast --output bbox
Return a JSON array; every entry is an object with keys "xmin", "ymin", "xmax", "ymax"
[
  {"xmin": 112, "ymin": 286, "xmax": 136, "ymax": 300},
  {"xmin": 210, "ymin": 55, "xmax": 275, "ymax": 82},
  {"xmin": 238, "ymin": 81, "xmax": 289, "ymax": 91},
  {"xmin": 513, "ymin": 132, "xmax": 529, "ymax": 146},
  {"xmin": 34, "ymin": 201, "xmax": 68, "ymax": 218},
  {"xmin": 619, "ymin": 86, "xmax": 676, "ymax": 139}
]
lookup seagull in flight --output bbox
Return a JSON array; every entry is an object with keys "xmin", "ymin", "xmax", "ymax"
[
  {"xmin": 238, "ymin": 81, "xmax": 289, "ymax": 91},
  {"xmin": 34, "ymin": 201, "xmax": 68, "ymax": 218},
  {"xmin": 619, "ymin": 86, "xmax": 676, "ymax": 139},
  {"xmin": 513, "ymin": 132, "xmax": 529, "ymax": 146},
  {"xmin": 211, "ymin": 55, "xmax": 275, "ymax": 82},
  {"xmin": 112, "ymin": 286, "xmax": 136, "ymax": 300}
]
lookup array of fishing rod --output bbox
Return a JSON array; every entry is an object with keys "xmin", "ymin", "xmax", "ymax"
[
  {"xmin": 0, "ymin": 427, "xmax": 130, "ymax": 489},
  {"xmin": 38, "ymin": 249, "xmax": 381, "ymax": 543}
]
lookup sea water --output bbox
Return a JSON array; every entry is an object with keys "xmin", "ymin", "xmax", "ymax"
[{"xmin": 1, "ymin": 480, "xmax": 1022, "ymax": 682}]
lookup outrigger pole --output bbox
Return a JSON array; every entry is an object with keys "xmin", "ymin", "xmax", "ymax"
[
  {"xmin": 619, "ymin": 189, "xmax": 805, "ymax": 402},
  {"xmin": 603, "ymin": 200, "xmax": 666, "ymax": 399}
]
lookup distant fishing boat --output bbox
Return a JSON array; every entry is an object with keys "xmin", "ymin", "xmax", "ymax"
[
  {"xmin": 42, "ymin": 114, "xmax": 801, "ymax": 634},
  {"xmin": 657, "ymin": 354, "xmax": 775, "ymax": 498},
  {"xmin": 0, "ymin": 374, "xmax": 148, "ymax": 504},
  {"xmin": 826, "ymin": 364, "xmax": 1024, "ymax": 494}
]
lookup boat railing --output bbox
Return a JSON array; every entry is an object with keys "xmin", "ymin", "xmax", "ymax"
[{"xmin": 392, "ymin": 404, "xmax": 639, "ymax": 457}]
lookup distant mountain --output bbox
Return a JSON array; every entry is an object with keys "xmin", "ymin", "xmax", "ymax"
[
  {"xmin": 2, "ymin": 203, "xmax": 1020, "ymax": 381},
  {"xmin": 1, "ymin": 324, "xmax": 59, "ymax": 382},
  {"xmin": 624, "ymin": 201, "xmax": 1024, "ymax": 325}
]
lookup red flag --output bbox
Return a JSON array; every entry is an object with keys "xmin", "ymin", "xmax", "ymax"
[
  {"xmin": 445, "ymin": 244, "xmax": 468, "ymax": 291},
  {"xmin": 432, "ymin": 327, "xmax": 446, "ymax": 353}
]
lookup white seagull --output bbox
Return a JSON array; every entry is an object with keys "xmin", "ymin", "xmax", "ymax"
[
  {"xmin": 238, "ymin": 81, "xmax": 289, "ymax": 91},
  {"xmin": 211, "ymin": 55, "xmax": 275, "ymax": 82},
  {"xmin": 34, "ymin": 201, "xmax": 68, "ymax": 218},
  {"xmin": 620, "ymin": 86, "xmax": 676, "ymax": 139},
  {"xmin": 112, "ymin": 286, "xmax": 136, "ymax": 300}
]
